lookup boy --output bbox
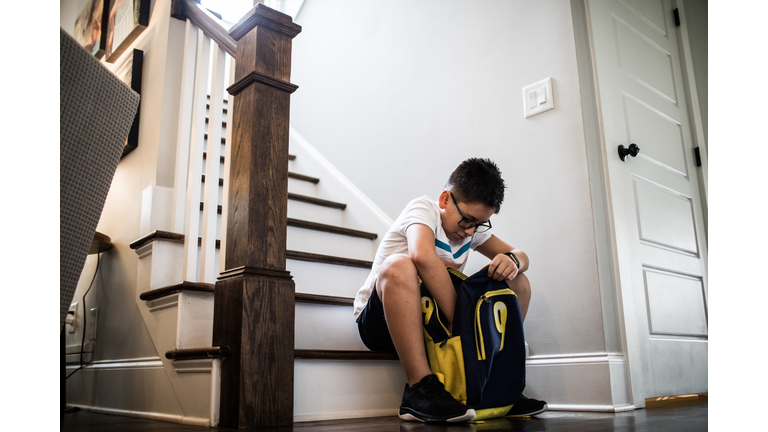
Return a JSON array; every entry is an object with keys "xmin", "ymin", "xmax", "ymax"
[{"xmin": 353, "ymin": 158, "xmax": 547, "ymax": 422}]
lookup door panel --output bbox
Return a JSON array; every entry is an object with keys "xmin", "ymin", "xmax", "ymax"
[
  {"xmin": 634, "ymin": 179, "xmax": 698, "ymax": 254},
  {"xmin": 644, "ymin": 269, "xmax": 707, "ymax": 336},
  {"xmin": 587, "ymin": 0, "xmax": 708, "ymax": 399},
  {"xmin": 624, "ymin": 96, "xmax": 687, "ymax": 175},
  {"xmin": 619, "ymin": 0, "xmax": 668, "ymax": 36},
  {"xmin": 615, "ymin": 17, "xmax": 677, "ymax": 101}
]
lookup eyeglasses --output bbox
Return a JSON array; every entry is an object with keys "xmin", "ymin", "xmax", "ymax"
[{"xmin": 450, "ymin": 192, "xmax": 492, "ymax": 233}]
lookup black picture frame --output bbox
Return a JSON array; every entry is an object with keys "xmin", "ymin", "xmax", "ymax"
[{"xmin": 113, "ymin": 49, "xmax": 144, "ymax": 158}]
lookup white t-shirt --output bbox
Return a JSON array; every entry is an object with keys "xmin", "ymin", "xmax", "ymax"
[{"xmin": 353, "ymin": 196, "xmax": 493, "ymax": 319}]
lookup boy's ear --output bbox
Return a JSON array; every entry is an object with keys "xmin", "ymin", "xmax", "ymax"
[{"xmin": 438, "ymin": 190, "xmax": 450, "ymax": 209}]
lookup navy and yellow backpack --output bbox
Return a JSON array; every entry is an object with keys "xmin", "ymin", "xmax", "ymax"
[{"xmin": 420, "ymin": 266, "xmax": 526, "ymax": 420}]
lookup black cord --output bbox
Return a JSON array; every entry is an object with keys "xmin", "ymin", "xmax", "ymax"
[{"xmin": 66, "ymin": 253, "xmax": 100, "ymax": 380}]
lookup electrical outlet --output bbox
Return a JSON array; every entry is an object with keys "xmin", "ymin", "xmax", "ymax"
[{"xmin": 68, "ymin": 303, "xmax": 78, "ymax": 333}]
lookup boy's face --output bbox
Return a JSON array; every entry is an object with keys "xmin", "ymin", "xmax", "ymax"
[{"xmin": 438, "ymin": 190, "xmax": 495, "ymax": 241}]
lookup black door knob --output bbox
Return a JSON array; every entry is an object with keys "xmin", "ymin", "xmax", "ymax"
[{"xmin": 618, "ymin": 143, "xmax": 640, "ymax": 161}]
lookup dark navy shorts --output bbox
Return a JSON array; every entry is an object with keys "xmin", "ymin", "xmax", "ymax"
[{"xmin": 356, "ymin": 284, "xmax": 397, "ymax": 354}]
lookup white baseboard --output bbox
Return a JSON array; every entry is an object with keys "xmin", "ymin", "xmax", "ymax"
[
  {"xmin": 547, "ymin": 403, "xmax": 636, "ymax": 413},
  {"xmin": 64, "ymin": 356, "xmax": 164, "ymax": 371},
  {"xmin": 524, "ymin": 352, "xmax": 632, "ymax": 410},
  {"xmin": 68, "ymin": 404, "xmax": 210, "ymax": 427}
]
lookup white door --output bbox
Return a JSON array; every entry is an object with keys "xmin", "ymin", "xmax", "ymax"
[{"xmin": 586, "ymin": 0, "xmax": 708, "ymax": 400}]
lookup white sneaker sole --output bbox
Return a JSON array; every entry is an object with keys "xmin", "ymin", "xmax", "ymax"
[
  {"xmin": 506, "ymin": 403, "xmax": 548, "ymax": 418},
  {"xmin": 398, "ymin": 408, "xmax": 476, "ymax": 423}
]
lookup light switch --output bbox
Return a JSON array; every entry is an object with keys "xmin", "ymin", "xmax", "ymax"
[{"xmin": 523, "ymin": 77, "xmax": 555, "ymax": 118}]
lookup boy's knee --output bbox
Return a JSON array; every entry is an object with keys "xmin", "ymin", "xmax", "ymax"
[
  {"xmin": 510, "ymin": 273, "xmax": 531, "ymax": 300},
  {"xmin": 378, "ymin": 255, "xmax": 419, "ymax": 294}
]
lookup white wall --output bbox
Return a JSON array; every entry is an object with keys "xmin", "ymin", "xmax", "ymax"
[
  {"xmin": 290, "ymin": 0, "xmax": 607, "ymax": 357},
  {"xmin": 61, "ymin": 0, "xmax": 186, "ymax": 386}
]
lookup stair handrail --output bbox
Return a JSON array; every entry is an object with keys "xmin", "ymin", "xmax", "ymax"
[{"xmin": 172, "ymin": 0, "xmax": 236, "ymax": 56}]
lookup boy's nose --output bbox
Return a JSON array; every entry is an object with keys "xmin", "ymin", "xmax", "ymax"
[{"xmin": 463, "ymin": 226, "xmax": 476, "ymax": 236}]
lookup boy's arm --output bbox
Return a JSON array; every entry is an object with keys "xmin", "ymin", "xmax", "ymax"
[
  {"xmin": 476, "ymin": 235, "xmax": 529, "ymax": 281},
  {"xmin": 406, "ymin": 223, "xmax": 458, "ymax": 325}
]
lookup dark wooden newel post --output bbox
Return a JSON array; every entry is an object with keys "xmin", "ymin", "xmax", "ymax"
[{"xmin": 212, "ymin": 5, "xmax": 301, "ymax": 429}]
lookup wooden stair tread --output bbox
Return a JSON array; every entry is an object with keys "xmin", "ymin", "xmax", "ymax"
[
  {"xmin": 295, "ymin": 293, "xmax": 354, "ymax": 307},
  {"xmin": 288, "ymin": 172, "xmax": 320, "ymax": 184},
  {"xmin": 139, "ymin": 281, "xmax": 215, "ymax": 301},
  {"xmin": 286, "ymin": 250, "xmax": 373, "ymax": 269},
  {"xmin": 166, "ymin": 346, "xmax": 230, "ymax": 360},
  {"xmin": 195, "ymin": 188, "xmax": 347, "ymax": 209},
  {"xmin": 294, "ymin": 350, "xmax": 398, "ymax": 361},
  {"xmin": 288, "ymin": 193, "xmax": 347, "ymax": 210},
  {"xmin": 288, "ymin": 218, "xmax": 377, "ymax": 239},
  {"xmin": 130, "ymin": 230, "xmax": 185, "ymax": 250}
]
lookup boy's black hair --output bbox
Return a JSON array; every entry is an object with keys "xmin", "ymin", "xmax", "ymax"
[{"xmin": 445, "ymin": 158, "xmax": 506, "ymax": 214}]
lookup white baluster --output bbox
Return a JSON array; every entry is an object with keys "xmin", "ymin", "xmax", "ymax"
[
  {"xmin": 201, "ymin": 44, "xmax": 226, "ymax": 283},
  {"xmin": 183, "ymin": 30, "xmax": 212, "ymax": 282},
  {"xmin": 172, "ymin": 20, "xmax": 199, "ymax": 234},
  {"xmin": 219, "ymin": 57, "xmax": 235, "ymax": 278}
]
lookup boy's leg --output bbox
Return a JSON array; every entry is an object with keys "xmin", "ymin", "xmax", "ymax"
[
  {"xmin": 376, "ymin": 254, "xmax": 433, "ymax": 387},
  {"xmin": 509, "ymin": 273, "xmax": 531, "ymax": 321},
  {"xmin": 377, "ymin": 254, "xmax": 475, "ymax": 423}
]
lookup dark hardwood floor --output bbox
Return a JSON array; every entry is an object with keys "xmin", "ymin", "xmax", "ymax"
[{"xmin": 62, "ymin": 395, "xmax": 707, "ymax": 431}]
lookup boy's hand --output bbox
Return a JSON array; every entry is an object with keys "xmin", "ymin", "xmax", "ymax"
[{"xmin": 488, "ymin": 253, "xmax": 519, "ymax": 282}]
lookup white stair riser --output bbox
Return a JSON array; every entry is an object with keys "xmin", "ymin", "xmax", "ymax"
[
  {"xmin": 136, "ymin": 242, "xmax": 184, "ymax": 290},
  {"xmin": 287, "ymin": 226, "xmax": 375, "ymax": 261},
  {"xmin": 287, "ymin": 259, "xmax": 370, "ymax": 298},
  {"xmin": 288, "ymin": 176, "xmax": 319, "ymax": 196},
  {"xmin": 135, "ymin": 289, "xmax": 212, "ymax": 420},
  {"xmin": 294, "ymin": 360, "xmax": 405, "ymax": 422},
  {"xmin": 287, "ymin": 199, "xmax": 344, "ymax": 226},
  {"xmin": 177, "ymin": 292, "xmax": 214, "ymax": 349},
  {"xmin": 295, "ymin": 304, "xmax": 366, "ymax": 351}
]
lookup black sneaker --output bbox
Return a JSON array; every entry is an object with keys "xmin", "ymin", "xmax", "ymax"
[
  {"xmin": 398, "ymin": 374, "xmax": 476, "ymax": 423},
  {"xmin": 506, "ymin": 395, "xmax": 548, "ymax": 417}
]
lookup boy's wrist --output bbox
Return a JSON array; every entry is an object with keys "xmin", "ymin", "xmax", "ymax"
[{"xmin": 503, "ymin": 251, "xmax": 520, "ymax": 269}]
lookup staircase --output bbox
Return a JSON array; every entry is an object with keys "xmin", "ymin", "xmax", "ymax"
[{"xmin": 130, "ymin": 96, "xmax": 405, "ymax": 425}]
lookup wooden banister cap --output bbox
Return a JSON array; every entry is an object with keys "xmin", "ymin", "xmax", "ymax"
[{"xmin": 229, "ymin": 3, "xmax": 302, "ymax": 40}]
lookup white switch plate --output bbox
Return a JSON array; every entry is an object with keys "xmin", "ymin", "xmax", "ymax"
[
  {"xmin": 68, "ymin": 302, "xmax": 78, "ymax": 333},
  {"xmin": 523, "ymin": 77, "xmax": 554, "ymax": 118}
]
